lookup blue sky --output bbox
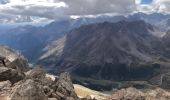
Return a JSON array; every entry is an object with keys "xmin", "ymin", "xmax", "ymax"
[{"xmin": 141, "ymin": 0, "xmax": 153, "ymax": 4}]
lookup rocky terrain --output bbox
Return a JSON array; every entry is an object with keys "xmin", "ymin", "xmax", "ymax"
[
  {"xmin": 1, "ymin": 44, "xmax": 170, "ymax": 100},
  {"xmin": 0, "ymin": 45, "xmax": 100, "ymax": 100},
  {"xmin": 109, "ymin": 87, "xmax": 170, "ymax": 100}
]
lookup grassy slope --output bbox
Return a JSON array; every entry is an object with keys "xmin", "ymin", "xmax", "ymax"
[{"xmin": 74, "ymin": 84, "xmax": 110, "ymax": 100}]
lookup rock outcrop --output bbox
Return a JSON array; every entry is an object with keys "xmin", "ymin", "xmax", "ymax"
[
  {"xmin": 0, "ymin": 45, "xmax": 29, "ymax": 72},
  {"xmin": 109, "ymin": 87, "xmax": 170, "ymax": 100},
  {"xmin": 0, "ymin": 81, "xmax": 11, "ymax": 96},
  {"xmin": 0, "ymin": 45, "xmax": 80, "ymax": 100},
  {"xmin": 10, "ymin": 67, "xmax": 79, "ymax": 100},
  {"xmin": 0, "ymin": 66, "xmax": 80, "ymax": 100},
  {"xmin": 0, "ymin": 45, "xmax": 28, "ymax": 84},
  {"xmin": 51, "ymin": 72, "xmax": 79, "ymax": 100},
  {"xmin": 10, "ymin": 79, "xmax": 48, "ymax": 100},
  {"xmin": 0, "ymin": 67, "xmax": 25, "ymax": 84}
]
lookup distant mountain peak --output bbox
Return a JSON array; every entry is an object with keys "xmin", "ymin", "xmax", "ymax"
[{"xmin": 38, "ymin": 20, "xmax": 161, "ymax": 81}]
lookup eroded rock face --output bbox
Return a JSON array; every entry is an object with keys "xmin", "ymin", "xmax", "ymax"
[
  {"xmin": 51, "ymin": 72, "xmax": 79, "ymax": 100},
  {"xmin": 7, "ymin": 58, "xmax": 29, "ymax": 72},
  {"xmin": 0, "ymin": 45, "xmax": 29, "ymax": 72},
  {"xmin": 0, "ymin": 67, "xmax": 25, "ymax": 84},
  {"xmin": 0, "ymin": 81, "xmax": 11, "ymax": 96},
  {"xmin": 0, "ymin": 45, "xmax": 29, "ymax": 84},
  {"xmin": 10, "ymin": 79, "xmax": 48, "ymax": 100},
  {"xmin": 5, "ymin": 67, "xmax": 79, "ymax": 100},
  {"xmin": 25, "ymin": 66, "xmax": 46, "ymax": 80}
]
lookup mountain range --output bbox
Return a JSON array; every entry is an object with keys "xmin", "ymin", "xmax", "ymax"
[
  {"xmin": 1, "ymin": 11, "xmax": 170, "ymax": 95},
  {"xmin": 1, "ymin": 12, "xmax": 170, "ymax": 88},
  {"xmin": 37, "ymin": 21, "xmax": 170, "ymax": 92},
  {"xmin": 0, "ymin": 12, "xmax": 169, "ymax": 62},
  {"xmin": 39, "ymin": 20, "xmax": 163, "ymax": 80}
]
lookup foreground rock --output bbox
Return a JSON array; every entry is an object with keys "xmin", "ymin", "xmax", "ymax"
[
  {"xmin": 0, "ymin": 67, "xmax": 25, "ymax": 84},
  {"xmin": 8, "ymin": 67, "xmax": 80, "ymax": 100},
  {"xmin": 53, "ymin": 72, "xmax": 79, "ymax": 99},
  {"xmin": 0, "ymin": 45, "xmax": 80, "ymax": 100},
  {"xmin": 11, "ymin": 79, "xmax": 47, "ymax": 100},
  {"xmin": 0, "ymin": 66, "xmax": 80, "ymax": 100},
  {"xmin": 0, "ymin": 81, "xmax": 11, "ymax": 96},
  {"xmin": 0, "ymin": 45, "xmax": 29, "ymax": 84},
  {"xmin": 0, "ymin": 45, "xmax": 29, "ymax": 72}
]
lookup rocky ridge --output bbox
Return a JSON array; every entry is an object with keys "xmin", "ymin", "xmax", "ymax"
[
  {"xmin": 0, "ymin": 45, "xmax": 96, "ymax": 100},
  {"xmin": 39, "ymin": 20, "xmax": 164, "ymax": 82},
  {"xmin": 109, "ymin": 87, "xmax": 170, "ymax": 100}
]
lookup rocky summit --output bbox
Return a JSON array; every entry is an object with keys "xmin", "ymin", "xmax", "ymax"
[{"xmin": 0, "ymin": 45, "xmax": 86, "ymax": 100}]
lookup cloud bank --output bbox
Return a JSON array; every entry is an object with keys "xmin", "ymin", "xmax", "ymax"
[
  {"xmin": 137, "ymin": 0, "xmax": 170, "ymax": 13},
  {"xmin": 0, "ymin": 0, "xmax": 169, "ymax": 23}
]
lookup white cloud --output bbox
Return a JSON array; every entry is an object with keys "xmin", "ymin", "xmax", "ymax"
[
  {"xmin": 0, "ymin": 0, "xmax": 137, "ymax": 23},
  {"xmin": 135, "ymin": 0, "xmax": 142, "ymax": 5},
  {"xmin": 136, "ymin": 0, "xmax": 170, "ymax": 14},
  {"xmin": 0, "ymin": 0, "xmax": 170, "ymax": 23},
  {"xmin": 152, "ymin": 0, "xmax": 170, "ymax": 13},
  {"xmin": 61, "ymin": 0, "xmax": 136, "ymax": 15},
  {"xmin": 0, "ymin": 0, "xmax": 69, "ymax": 23}
]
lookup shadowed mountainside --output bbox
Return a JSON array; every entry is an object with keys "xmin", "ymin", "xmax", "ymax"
[{"xmin": 39, "ymin": 20, "xmax": 169, "ymax": 83}]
